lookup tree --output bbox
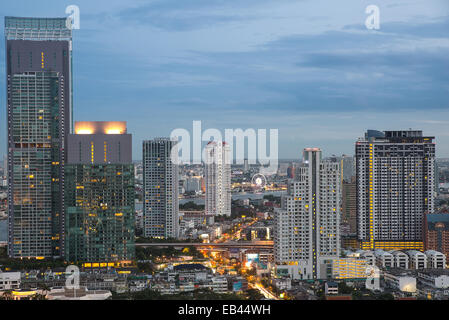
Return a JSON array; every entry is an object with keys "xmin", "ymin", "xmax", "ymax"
[
  {"xmin": 246, "ymin": 267, "xmax": 257, "ymax": 276},
  {"xmin": 31, "ymin": 293, "xmax": 48, "ymax": 300},
  {"xmin": 338, "ymin": 282, "xmax": 353, "ymax": 294},
  {"xmin": 263, "ymin": 195, "xmax": 281, "ymax": 203},
  {"xmin": 352, "ymin": 290, "xmax": 363, "ymax": 300},
  {"xmin": 38, "ymin": 282, "xmax": 50, "ymax": 295},
  {"xmin": 137, "ymin": 261, "xmax": 155, "ymax": 274},
  {"xmin": 261, "ymin": 279, "xmax": 270, "ymax": 288},
  {"xmin": 180, "ymin": 201, "xmax": 204, "ymax": 211},
  {"xmin": 316, "ymin": 289, "xmax": 325, "ymax": 300},
  {"xmin": 111, "ymin": 288, "xmax": 244, "ymax": 301},
  {"xmin": 0, "ymin": 291, "xmax": 13, "ymax": 301},
  {"xmin": 245, "ymin": 289, "xmax": 264, "ymax": 300},
  {"xmin": 0, "ymin": 246, "xmax": 7, "ymax": 259},
  {"xmin": 377, "ymin": 292, "xmax": 394, "ymax": 300}
]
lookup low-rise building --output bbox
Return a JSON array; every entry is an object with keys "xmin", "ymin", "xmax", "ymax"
[
  {"xmin": 272, "ymin": 277, "xmax": 291, "ymax": 291},
  {"xmin": 209, "ymin": 276, "xmax": 228, "ymax": 293},
  {"xmin": 229, "ymin": 276, "xmax": 248, "ymax": 292},
  {"xmin": 406, "ymin": 250, "xmax": 427, "ymax": 269},
  {"xmin": 417, "ymin": 269, "xmax": 449, "ymax": 289},
  {"xmin": 0, "ymin": 271, "xmax": 20, "ymax": 290},
  {"xmin": 153, "ymin": 263, "xmax": 228, "ymax": 295},
  {"xmin": 424, "ymin": 250, "xmax": 446, "ymax": 269},
  {"xmin": 325, "ymin": 281, "xmax": 338, "ymax": 295},
  {"xmin": 0, "ymin": 289, "xmax": 40, "ymax": 300},
  {"xmin": 128, "ymin": 275, "xmax": 151, "ymax": 292},
  {"xmin": 384, "ymin": 269, "xmax": 417, "ymax": 293},
  {"xmin": 173, "ymin": 264, "xmax": 209, "ymax": 282},
  {"xmin": 47, "ymin": 286, "xmax": 112, "ymax": 300},
  {"xmin": 355, "ymin": 250, "xmax": 375, "ymax": 266},
  {"xmin": 390, "ymin": 250, "xmax": 409, "ymax": 269},
  {"xmin": 332, "ymin": 257, "xmax": 368, "ymax": 280},
  {"xmin": 374, "ymin": 250, "xmax": 394, "ymax": 268},
  {"xmin": 346, "ymin": 249, "xmax": 446, "ymax": 271}
]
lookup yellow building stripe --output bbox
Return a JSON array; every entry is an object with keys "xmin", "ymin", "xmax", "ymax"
[{"xmin": 369, "ymin": 144, "xmax": 374, "ymax": 249}]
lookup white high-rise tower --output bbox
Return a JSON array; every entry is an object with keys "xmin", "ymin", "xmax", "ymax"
[
  {"xmin": 274, "ymin": 148, "xmax": 341, "ymax": 280},
  {"xmin": 205, "ymin": 141, "xmax": 231, "ymax": 217}
]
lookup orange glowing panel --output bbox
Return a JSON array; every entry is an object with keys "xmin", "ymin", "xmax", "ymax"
[
  {"xmin": 76, "ymin": 129, "xmax": 93, "ymax": 134},
  {"xmin": 75, "ymin": 121, "xmax": 127, "ymax": 135},
  {"xmin": 106, "ymin": 129, "xmax": 121, "ymax": 134}
]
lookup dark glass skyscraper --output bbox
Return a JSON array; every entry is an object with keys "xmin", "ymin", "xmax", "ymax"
[
  {"xmin": 5, "ymin": 17, "xmax": 73, "ymax": 258},
  {"xmin": 143, "ymin": 138, "xmax": 179, "ymax": 239},
  {"xmin": 65, "ymin": 122, "xmax": 135, "ymax": 263}
]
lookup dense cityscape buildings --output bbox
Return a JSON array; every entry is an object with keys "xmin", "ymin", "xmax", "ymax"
[
  {"xmin": 356, "ymin": 130, "xmax": 435, "ymax": 251},
  {"xmin": 274, "ymin": 148, "xmax": 341, "ymax": 280},
  {"xmin": 5, "ymin": 17, "xmax": 73, "ymax": 258},
  {"xmin": 205, "ymin": 141, "xmax": 231, "ymax": 217},
  {"xmin": 142, "ymin": 138, "xmax": 179, "ymax": 239},
  {"xmin": 64, "ymin": 121, "xmax": 135, "ymax": 262},
  {"xmin": 0, "ymin": 7, "xmax": 448, "ymax": 304}
]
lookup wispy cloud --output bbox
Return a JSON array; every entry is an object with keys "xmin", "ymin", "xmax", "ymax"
[{"xmin": 0, "ymin": 0, "xmax": 448, "ymax": 159}]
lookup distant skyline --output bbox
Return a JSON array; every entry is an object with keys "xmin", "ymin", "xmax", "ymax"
[{"xmin": 1, "ymin": 0, "xmax": 449, "ymax": 160}]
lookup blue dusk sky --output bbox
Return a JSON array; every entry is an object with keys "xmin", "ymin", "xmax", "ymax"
[{"xmin": 0, "ymin": 0, "xmax": 448, "ymax": 160}]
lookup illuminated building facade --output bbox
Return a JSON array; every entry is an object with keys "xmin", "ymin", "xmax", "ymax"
[
  {"xmin": 332, "ymin": 257, "xmax": 368, "ymax": 280},
  {"xmin": 143, "ymin": 138, "xmax": 179, "ymax": 239},
  {"xmin": 5, "ymin": 17, "xmax": 73, "ymax": 258},
  {"xmin": 424, "ymin": 214, "xmax": 449, "ymax": 259},
  {"xmin": 64, "ymin": 122, "xmax": 135, "ymax": 262},
  {"xmin": 205, "ymin": 141, "xmax": 231, "ymax": 217},
  {"xmin": 341, "ymin": 235, "xmax": 359, "ymax": 250},
  {"xmin": 356, "ymin": 130, "xmax": 435, "ymax": 251},
  {"xmin": 274, "ymin": 148, "xmax": 341, "ymax": 280}
]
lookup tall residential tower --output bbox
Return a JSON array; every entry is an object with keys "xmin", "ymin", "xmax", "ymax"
[
  {"xmin": 5, "ymin": 17, "xmax": 73, "ymax": 258},
  {"xmin": 274, "ymin": 148, "xmax": 341, "ymax": 280},
  {"xmin": 205, "ymin": 141, "xmax": 231, "ymax": 217},
  {"xmin": 64, "ymin": 122, "xmax": 135, "ymax": 262},
  {"xmin": 143, "ymin": 138, "xmax": 179, "ymax": 239},
  {"xmin": 356, "ymin": 130, "xmax": 435, "ymax": 251}
]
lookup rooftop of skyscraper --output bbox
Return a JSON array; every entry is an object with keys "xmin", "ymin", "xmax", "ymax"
[
  {"xmin": 74, "ymin": 121, "xmax": 127, "ymax": 135},
  {"xmin": 361, "ymin": 129, "xmax": 435, "ymax": 143},
  {"xmin": 5, "ymin": 16, "xmax": 72, "ymax": 41}
]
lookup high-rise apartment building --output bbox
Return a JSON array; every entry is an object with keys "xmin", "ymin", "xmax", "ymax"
[
  {"xmin": 143, "ymin": 138, "xmax": 179, "ymax": 239},
  {"xmin": 3, "ymin": 155, "xmax": 8, "ymax": 178},
  {"xmin": 243, "ymin": 158, "xmax": 249, "ymax": 172},
  {"xmin": 274, "ymin": 148, "xmax": 341, "ymax": 280},
  {"xmin": 287, "ymin": 163, "xmax": 296, "ymax": 179},
  {"xmin": 5, "ymin": 17, "xmax": 73, "ymax": 258},
  {"xmin": 356, "ymin": 130, "xmax": 435, "ymax": 251},
  {"xmin": 330, "ymin": 155, "xmax": 354, "ymax": 184},
  {"xmin": 424, "ymin": 214, "xmax": 449, "ymax": 259},
  {"xmin": 342, "ymin": 181, "xmax": 357, "ymax": 235},
  {"xmin": 184, "ymin": 176, "xmax": 202, "ymax": 193},
  {"xmin": 341, "ymin": 155, "xmax": 355, "ymax": 183},
  {"xmin": 205, "ymin": 141, "xmax": 231, "ymax": 217},
  {"xmin": 64, "ymin": 122, "xmax": 135, "ymax": 262}
]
